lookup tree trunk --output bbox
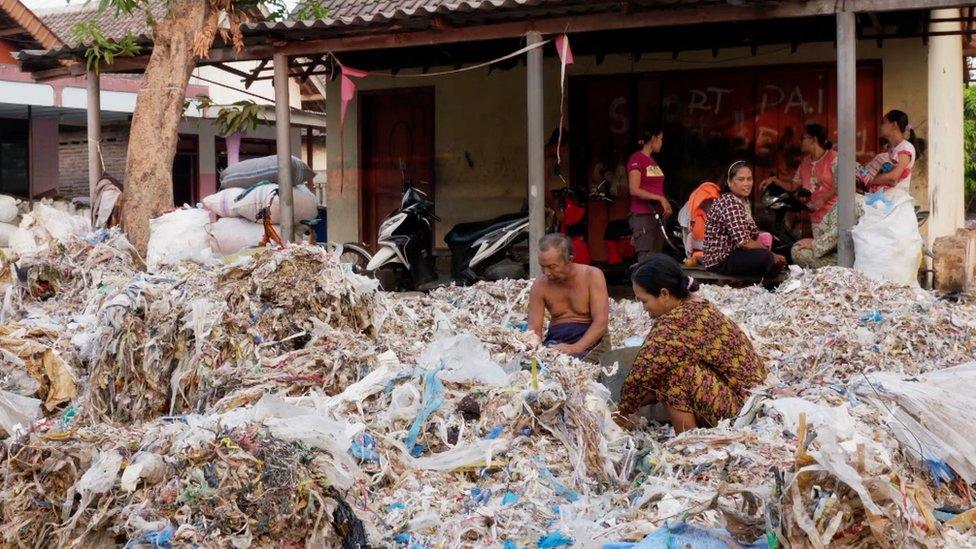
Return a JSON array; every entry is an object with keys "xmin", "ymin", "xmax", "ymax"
[{"xmin": 121, "ymin": 0, "xmax": 207, "ymax": 254}]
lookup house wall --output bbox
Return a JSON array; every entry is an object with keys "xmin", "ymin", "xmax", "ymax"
[
  {"xmin": 327, "ymin": 37, "xmax": 933, "ymax": 248},
  {"xmin": 57, "ymin": 120, "xmax": 294, "ymax": 199}
]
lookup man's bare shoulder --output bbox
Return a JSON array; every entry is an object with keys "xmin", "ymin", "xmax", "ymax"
[{"xmin": 582, "ymin": 264, "xmax": 608, "ymax": 285}]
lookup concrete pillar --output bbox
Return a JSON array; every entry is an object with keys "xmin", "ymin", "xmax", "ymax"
[
  {"xmin": 927, "ymin": 8, "xmax": 966, "ymax": 246},
  {"xmin": 835, "ymin": 11, "xmax": 857, "ymax": 267},
  {"xmin": 86, "ymin": 70, "xmax": 101, "ymax": 198},
  {"xmin": 273, "ymin": 52, "xmax": 294, "ymax": 242},
  {"xmin": 526, "ymin": 31, "xmax": 545, "ymax": 278}
]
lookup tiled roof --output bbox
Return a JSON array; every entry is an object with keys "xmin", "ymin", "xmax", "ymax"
[
  {"xmin": 0, "ymin": 0, "xmax": 63, "ymax": 50},
  {"xmin": 34, "ymin": 0, "xmax": 167, "ymax": 46}
]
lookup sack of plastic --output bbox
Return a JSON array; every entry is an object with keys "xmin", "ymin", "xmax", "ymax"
[
  {"xmin": 852, "ymin": 192, "xmax": 922, "ymax": 286},
  {"xmin": 850, "ymin": 361, "xmax": 976, "ymax": 484},
  {"xmin": 0, "ymin": 195, "xmax": 17, "ymax": 224},
  {"xmin": 853, "ymin": 193, "xmax": 922, "ymax": 286},
  {"xmin": 201, "ymin": 187, "xmax": 244, "ymax": 218},
  {"xmin": 0, "ymin": 389, "xmax": 41, "ymax": 437},
  {"xmin": 0, "ymin": 221, "xmax": 16, "ymax": 247},
  {"xmin": 228, "ymin": 183, "xmax": 319, "ymax": 224},
  {"xmin": 205, "ymin": 217, "xmax": 273, "ymax": 256},
  {"xmin": 146, "ymin": 208, "xmax": 216, "ymax": 271},
  {"xmin": 219, "ymin": 155, "xmax": 314, "ymax": 189},
  {"xmin": 419, "ymin": 333, "xmax": 509, "ymax": 387},
  {"xmin": 33, "ymin": 203, "xmax": 91, "ymax": 243}
]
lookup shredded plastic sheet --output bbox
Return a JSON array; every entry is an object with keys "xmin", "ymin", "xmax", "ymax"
[{"xmin": 3, "ymin": 230, "xmax": 976, "ymax": 547}]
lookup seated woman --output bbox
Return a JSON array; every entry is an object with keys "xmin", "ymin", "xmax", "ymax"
[
  {"xmin": 614, "ymin": 255, "xmax": 768, "ymax": 433},
  {"xmin": 792, "ymin": 195, "xmax": 866, "ymax": 269},
  {"xmin": 700, "ymin": 161, "xmax": 785, "ymax": 277}
]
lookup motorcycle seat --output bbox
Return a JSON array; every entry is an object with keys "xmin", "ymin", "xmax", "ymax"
[{"xmin": 445, "ymin": 212, "xmax": 526, "ymax": 247}]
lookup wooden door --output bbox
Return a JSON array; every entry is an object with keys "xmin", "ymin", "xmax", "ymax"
[{"xmin": 360, "ymin": 88, "xmax": 435, "ymax": 247}]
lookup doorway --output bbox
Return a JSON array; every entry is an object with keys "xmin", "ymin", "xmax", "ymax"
[{"xmin": 359, "ymin": 87, "xmax": 435, "ymax": 247}]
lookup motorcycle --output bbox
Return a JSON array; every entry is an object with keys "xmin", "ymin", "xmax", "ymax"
[
  {"xmin": 548, "ymin": 186, "xmax": 591, "ymax": 264},
  {"xmin": 363, "ymin": 184, "xmax": 530, "ymax": 290},
  {"xmin": 364, "ymin": 185, "xmax": 440, "ymax": 291},
  {"xmin": 760, "ymin": 183, "xmax": 812, "ymax": 261}
]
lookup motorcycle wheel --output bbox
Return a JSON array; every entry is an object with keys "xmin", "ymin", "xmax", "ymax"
[
  {"xmin": 484, "ymin": 262, "xmax": 526, "ymax": 282},
  {"xmin": 338, "ymin": 243, "xmax": 372, "ymax": 277}
]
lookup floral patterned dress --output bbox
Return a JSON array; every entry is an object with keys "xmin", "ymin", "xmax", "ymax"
[{"xmin": 618, "ymin": 298, "xmax": 767, "ymax": 427}]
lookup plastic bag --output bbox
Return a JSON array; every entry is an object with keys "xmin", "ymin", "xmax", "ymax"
[
  {"xmin": 146, "ymin": 208, "xmax": 216, "ymax": 271},
  {"xmin": 604, "ymin": 521, "xmax": 769, "ymax": 549},
  {"xmin": 75, "ymin": 450, "xmax": 124, "ymax": 497},
  {"xmin": 8, "ymin": 226, "xmax": 38, "ymax": 255},
  {"xmin": 120, "ymin": 452, "xmax": 169, "ymax": 492},
  {"xmin": 766, "ymin": 397, "xmax": 856, "ymax": 441},
  {"xmin": 0, "ymin": 194, "xmax": 17, "ymax": 224},
  {"xmin": 228, "ymin": 183, "xmax": 319, "ymax": 224},
  {"xmin": 852, "ymin": 192, "xmax": 922, "ymax": 286},
  {"xmin": 420, "ymin": 333, "xmax": 509, "ymax": 387},
  {"xmin": 0, "ymin": 222, "xmax": 16, "ymax": 247},
  {"xmin": 409, "ymin": 438, "xmax": 509, "ymax": 471},
  {"xmin": 33, "ymin": 203, "xmax": 91, "ymax": 243},
  {"xmin": 389, "ymin": 382, "xmax": 422, "ymax": 420},
  {"xmin": 0, "ymin": 389, "xmax": 41, "ymax": 437}
]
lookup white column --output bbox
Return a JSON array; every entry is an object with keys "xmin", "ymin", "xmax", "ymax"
[
  {"xmin": 927, "ymin": 8, "xmax": 965, "ymax": 245},
  {"xmin": 835, "ymin": 11, "xmax": 857, "ymax": 267},
  {"xmin": 526, "ymin": 31, "xmax": 545, "ymax": 278},
  {"xmin": 86, "ymin": 70, "xmax": 101, "ymax": 198},
  {"xmin": 274, "ymin": 52, "xmax": 294, "ymax": 242}
]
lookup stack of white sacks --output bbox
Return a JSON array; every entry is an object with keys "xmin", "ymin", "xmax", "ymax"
[
  {"xmin": 147, "ymin": 155, "xmax": 319, "ymax": 271},
  {"xmin": 0, "ymin": 196, "xmax": 92, "ymax": 254}
]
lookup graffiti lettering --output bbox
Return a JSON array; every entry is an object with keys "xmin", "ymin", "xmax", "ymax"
[
  {"xmin": 609, "ymin": 97, "xmax": 629, "ymax": 135},
  {"xmin": 688, "ymin": 87, "xmax": 734, "ymax": 115}
]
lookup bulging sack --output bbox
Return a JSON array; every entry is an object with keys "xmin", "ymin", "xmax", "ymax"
[
  {"xmin": 228, "ymin": 183, "xmax": 319, "ymax": 224},
  {"xmin": 852, "ymin": 193, "xmax": 922, "ymax": 286},
  {"xmin": 146, "ymin": 208, "xmax": 215, "ymax": 270},
  {"xmin": 206, "ymin": 217, "xmax": 275, "ymax": 256},
  {"xmin": 219, "ymin": 155, "xmax": 314, "ymax": 190},
  {"xmin": 200, "ymin": 188, "xmax": 244, "ymax": 218}
]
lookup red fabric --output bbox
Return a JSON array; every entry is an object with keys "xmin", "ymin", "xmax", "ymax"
[
  {"xmin": 571, "ymin": 236, "xmax": 591, "ymax": 265},
  {"xmin": 687, "ymin": 182, "xmax": 721, "ymax": 241},
  {"xmin": 627, "ymin": 152, "xmax": 665, "ymax": 215},
  {"xmin": 561, "ymin": 200, "xmax": 586, "ymax": 228}
]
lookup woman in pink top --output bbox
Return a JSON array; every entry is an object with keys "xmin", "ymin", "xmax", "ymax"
[
  {"xmin": 870, "ymin": 110, "xmax": 917, "ymax": 194},
  {"xmin": 627, "ymin": 126, "xmax": 671, "ymax": 263},
  {"xmin": 761, "ymin": 124, "xmax": 838, "ymax": 225}
]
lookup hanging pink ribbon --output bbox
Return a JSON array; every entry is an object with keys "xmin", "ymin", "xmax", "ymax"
[
  {"xmin": 338, "ymin": 63, "xmax": 368, "ymax": 191},
  {"xmin": 555, "ymin": 35, "xmax": 574, "ymax": 165},
  {"xmin": 340, "ymin": 64, "xmax": 369, "ymax": 130}
]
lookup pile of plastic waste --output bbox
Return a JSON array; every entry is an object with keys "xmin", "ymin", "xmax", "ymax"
[{"xmin": 2, "ymin": 223, "xmax": 976, "ymax": 547}]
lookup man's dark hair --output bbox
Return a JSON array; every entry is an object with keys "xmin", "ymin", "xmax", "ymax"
[{"xmin": 539, "ymin": 233, "xmax": 574, "ymax": 261}]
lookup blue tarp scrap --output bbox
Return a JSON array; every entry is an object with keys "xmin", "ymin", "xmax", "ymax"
[
  {"xmin": 536, "ymin": 459, "xmax": 581, "ymax": 503},
  {"xmin": 123, "ymin": 525, "xmax": 176, "ymax": 549},
  {"xmin": 349, "ymin": 433, "xmax": 380, "ymax": 464},
  {"xmin": 537, "ymin": 531, "xmax": 574, "ymax": 548},
  {"xmin": 405, "ymin": 366, "xmax": 446, "ymax": 458},
  {"xmin": 485, "ymin": 424, "xmax": 505, "ymax": 440},
  {"xmin": 501, "ymin": 491, "xmax": 519, "ymax": 506},
  {"xmin": 601, "ymin": 521, "xmax": 769, "ymax": 549}
]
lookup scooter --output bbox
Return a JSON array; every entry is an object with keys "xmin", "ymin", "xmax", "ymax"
[
  {"xmin": 590, "ymin": 178, "xmax": 684, "ymax": 269},
  {"xmin": 760, "ymin": 183, "xmax": 812, "ymax": 261},
  {"xmin": 549, "ymin": 186, "xmax": 591, "ymax": 264},
  {"xmin": 365, "ymin": 183, "xmax": 531, "ymax": 290},
  {"xmin": 365, "ymin": 185, "xmax": 440, "ymax": 291}
]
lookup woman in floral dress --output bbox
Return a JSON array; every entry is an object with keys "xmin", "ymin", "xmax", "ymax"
[{"xmin": 614, "ymin": 254, "xmax": 767, "ymax": 433}]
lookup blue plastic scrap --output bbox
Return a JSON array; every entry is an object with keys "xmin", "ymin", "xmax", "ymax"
[
  {"xmin": 536, "ymin": 459, "xmax": 581, "ymax": 503},
  {"xmin": 387, "ymin": 502, "xmax": 406, "ymax": 511},
  {"xmin": 469, "ymin": 487, "xmax": 492, "ymax": 506},
  {"xmin": 926, "ymin": 458, "xmax": 955, "ymax": 487},
  {"xmin": 501, "ymin": 491, "xmax": 519, "ymax": 506},
  {"xmin": 124, "ymin": 525, "xmax": 176, "ymax": 549},
  {"xmin": 860, "ymin": 310, "xmax": 883, "ymax": 323},
  {"xmin": 405, "ymin": 366, "xmax": 446, "ymax": 458},
  {"xmin": 537, "ymin": 532, "xmax": 574, "ymax": 548},
  {"xmin": 350, "ymin": 433, "xmax": 380, "ymax": 464},
  {"xmin": 485, "ymin": 424, "xmax": 505, "ymax": 440},
  {"xmin": 392, "ymin": 532, "xmax": 430, "ymax": 549},
  {"xmin": 601, "ymin": 522, "xmax": 769, "ymax": 549},
  {"xmin": 504, "ymin": 540, "xmax": 519, "ymax": 549}
]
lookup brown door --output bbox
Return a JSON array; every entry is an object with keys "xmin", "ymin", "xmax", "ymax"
[{"xmin": 360, "ymin": 87, "xmax": 435, "ymax": 247}]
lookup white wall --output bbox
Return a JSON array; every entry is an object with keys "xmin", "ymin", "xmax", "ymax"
[{"xmin": 191, "ymin": 61, "xmax": 302, "ymax": 110}]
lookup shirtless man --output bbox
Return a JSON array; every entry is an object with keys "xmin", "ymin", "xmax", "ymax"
[{"xmin": 528, "ymin": 234, "xmax": 610, "ymax": 360}]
